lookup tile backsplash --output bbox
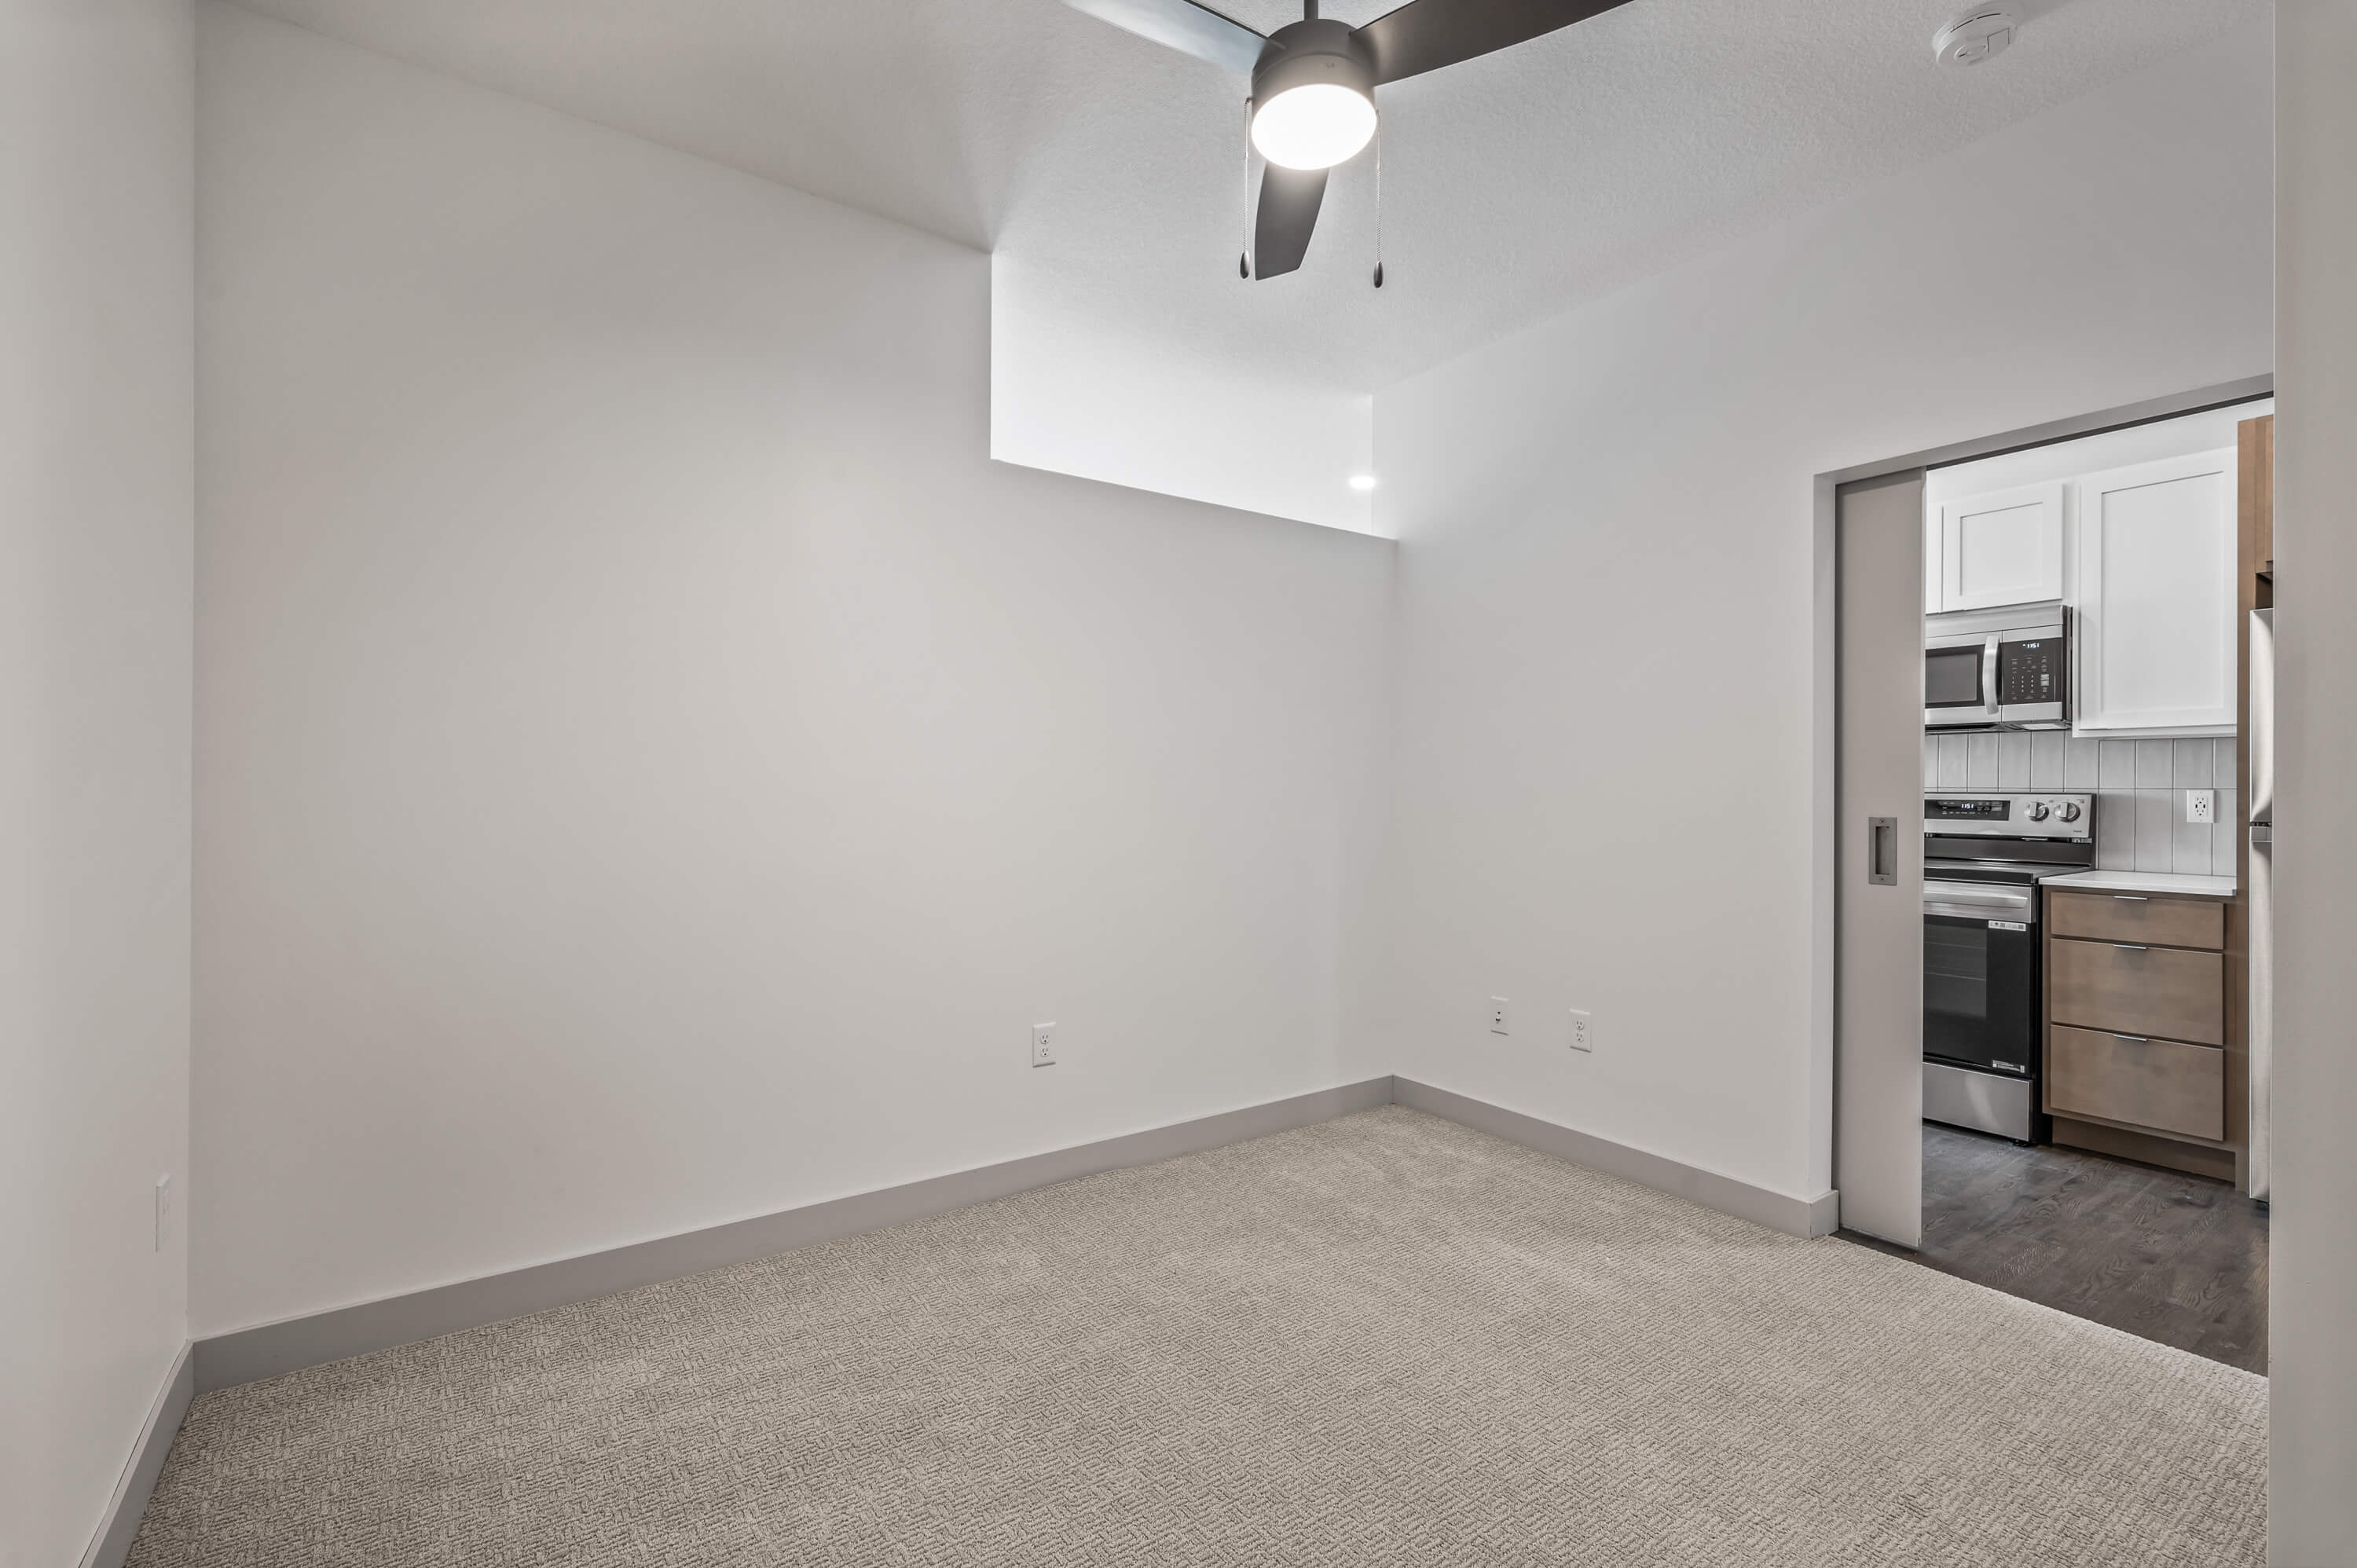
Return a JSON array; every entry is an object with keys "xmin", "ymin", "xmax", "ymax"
[{"xmin": 1923, "ymin": 734, "xmax": 2238, "ymax": 878}]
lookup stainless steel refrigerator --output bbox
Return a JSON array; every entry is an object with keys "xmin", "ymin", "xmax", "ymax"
[{"xmin": 2249, "ymin": 606, "xmax": 2275, "ymax": 1201}]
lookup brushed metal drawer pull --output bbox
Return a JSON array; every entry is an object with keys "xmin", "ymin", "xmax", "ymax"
[
  {"xmin": 2113, "ymin": 895, "xmax": 2149, "ymax": 903},
  {"xmin": 2113, "ymin": 1033, "xmax": 2151, "ymax": 1042},
  {"xmin": 2113, "ymin": 943, "xmax": 2150, "ymax": 951}
]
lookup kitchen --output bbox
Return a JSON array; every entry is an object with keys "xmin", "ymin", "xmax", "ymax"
[{"xmin": 1871, "ymin": 397, "xmax": 2274, "ymax": 1372}]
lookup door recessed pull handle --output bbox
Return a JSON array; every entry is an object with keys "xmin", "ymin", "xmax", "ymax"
[
  {"xmin": 2113, "ymin": 943, "xmax": 2149, "ymax": 951},
  {"xmin": 2112, "ymin": 895, "xmax": 2149, "ymax": 902},
  {"xmin": 1868, "ymin": 816, "xmax": 1897, "ymax": 887},
  {"xmin": 2113, "ymin": 1033, "xmax": 2150, "ymax": 1042}
]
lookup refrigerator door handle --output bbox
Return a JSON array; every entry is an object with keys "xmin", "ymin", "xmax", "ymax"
[
  {"xmin": 2249, "ymin": 607, "xmax": 2275, "ymax": 1201},
  {"xmin": 2249, "ymin": 833, "xmax": 2275, "ymax": 1202}
]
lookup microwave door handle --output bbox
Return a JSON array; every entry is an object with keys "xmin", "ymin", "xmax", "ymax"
[{"xmin": 1983, "ymin": 636, "xmax": 2001, "ymax": 716}]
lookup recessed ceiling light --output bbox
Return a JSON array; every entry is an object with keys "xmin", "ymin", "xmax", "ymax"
[{"xmin": 1347, "ymin": 474, "xmax": 1378, "ymax": 493}]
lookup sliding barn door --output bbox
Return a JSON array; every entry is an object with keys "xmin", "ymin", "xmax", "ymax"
[{"xmin": 1837, "ymin": 472, "xmax": 1926, "ymax": 1246}]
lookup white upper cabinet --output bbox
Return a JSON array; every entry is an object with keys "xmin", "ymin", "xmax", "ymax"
[
  {"xmin": 1926, "ymin": 481, "xmax": 2065, "ymax": 613},
  {"xmin": 2072, "ymin": 448, "xmax": 2238, "ymax": 735}
]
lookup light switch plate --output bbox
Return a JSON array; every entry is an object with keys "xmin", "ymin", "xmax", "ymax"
[{"xmin": 1488, "ymin": 996, "xmax": 1510, "ymax": 1035}]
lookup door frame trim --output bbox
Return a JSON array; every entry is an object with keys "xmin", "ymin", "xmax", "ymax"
[
  {"xmin": 1825, "ymin": 376, "xmax": 2273, "ymax": 490},
  {"xmin": 1813, "ymin": 374, "xmax": 2272, "ymax": 1240}
]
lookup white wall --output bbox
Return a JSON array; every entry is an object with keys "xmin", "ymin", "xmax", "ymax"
[
  {"xmin": 2270, "ymin": 5, "xmax": 2357, "ymax": 1560},
  {"xmin": 1365, "ymin": 23, "xmax": 2271, "ymax": 1206},
  {"xmin": 192, "ymin": 4, "xmax": 1394, "ymax": 1337},
  {"xmin": 0, "ymin": 2, "xmax": 193, "ymax": 1564},
  {"xmin": 992, "ymin": 255, "xmax": 1379, "ymax": 537}
]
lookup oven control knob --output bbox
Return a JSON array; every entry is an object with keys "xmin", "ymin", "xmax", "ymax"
[
  {"xmin": 2058, "ymin": 802, "xmax": 2082, "ymax": 822},
  {"xmin": 2025, "ymin": 802, "xmax": 2051, "ymax": 821}
]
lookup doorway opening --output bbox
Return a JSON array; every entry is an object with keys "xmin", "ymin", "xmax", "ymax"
[{"xmin": 1828, "ymin": 382, "xmax": 2273, "ymax": 1373}]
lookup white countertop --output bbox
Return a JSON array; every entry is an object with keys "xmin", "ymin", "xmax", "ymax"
[{"xmin": 2040, "ymin": 870, "xmax": 2238, "ymax": 899}]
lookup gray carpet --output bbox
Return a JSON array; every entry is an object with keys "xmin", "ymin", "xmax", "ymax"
[{"xmin": 130, "ymin": 1107, "xmax": 2266, "ymax": 1566}]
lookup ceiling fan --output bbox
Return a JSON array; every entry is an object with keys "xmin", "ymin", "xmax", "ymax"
[{"xmin": 1061, "ymin": 0, "xmax": 1637, "ymax": 279}]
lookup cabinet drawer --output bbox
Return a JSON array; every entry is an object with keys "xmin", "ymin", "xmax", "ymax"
[
  {"xmin": 2047, "ymin": 1024, "xmax": 2224, "ymax": 1141},
  {"xmin": 2049, "ymin": 938, "xmax": 2224, "ymax": 1045},
  {"xmin": 2047, "ymin": 891, "xmax": 2225, "ymax": 950}
]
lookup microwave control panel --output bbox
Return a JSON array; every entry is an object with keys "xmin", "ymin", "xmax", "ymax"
[{"xmin": 1997, "ymin": 635, "xmax": 2066, "ymax": 706}]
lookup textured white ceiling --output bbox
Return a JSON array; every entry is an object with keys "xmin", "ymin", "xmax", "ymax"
[{"xmin": 225, "ymin": 0, "xmax": 2265, "ymax": 391}]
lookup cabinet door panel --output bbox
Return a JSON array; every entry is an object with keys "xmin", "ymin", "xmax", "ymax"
[
  {"xmin": 2049, "ymin": 937, "xmax": 2224, "ymax": 1045},
  {"xmin": 1936, "ymin": 481, "xmax": 2063, "ymax": 612},
  {"xmin": 2047, "ymin": 1024, "xmax": 2224, "ymax": 1141},
  {"xmin": 2073, "ymin": 449, "xmax": 2238, "ymax": 733},
  {"xmin": 2047, "ymin": 890, "xmax": 2226, "ymax": 950}
]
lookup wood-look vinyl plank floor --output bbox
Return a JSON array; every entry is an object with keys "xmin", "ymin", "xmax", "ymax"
[{"xmin": 1840, "ymin": 1122, "xmax": 2268, "ymax": 1374}]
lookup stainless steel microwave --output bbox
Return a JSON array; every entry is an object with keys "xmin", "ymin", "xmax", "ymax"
[{"xmin": 1924, "ymin": 603, "xmax": 2069, "ymax": 731}]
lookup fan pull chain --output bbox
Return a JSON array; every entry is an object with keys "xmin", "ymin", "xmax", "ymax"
[{"xmin": 1372, "ymin": 120, "xmax": 1385, "ymax": 289}]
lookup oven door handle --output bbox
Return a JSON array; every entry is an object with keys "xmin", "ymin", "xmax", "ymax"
[
  {"xmin": 1923, "ymin": 881, "xmax": 2033, "ymax": 904},
  {"xmin": 1923, "ymin": 882, "xmax": 2035, "ymax": 921}
]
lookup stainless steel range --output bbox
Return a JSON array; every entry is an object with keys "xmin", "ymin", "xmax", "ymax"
[{"xmin": 1923, "ymin": 792, "xmax": 2095, "ymax": 1143}]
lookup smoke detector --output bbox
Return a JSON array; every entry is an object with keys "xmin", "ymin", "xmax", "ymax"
[{"xmin": 1934, "ymin": 4, "xmax": 2022, "ymax": 68}]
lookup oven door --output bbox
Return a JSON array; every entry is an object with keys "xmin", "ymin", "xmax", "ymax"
[
  {"xmin": 1923, "ymin": 883, "xmax": 2038, "ymax": 1075},
  {"xmin": 1924, "ymin": 636, "xmax": 1996, "ymax": 728}
]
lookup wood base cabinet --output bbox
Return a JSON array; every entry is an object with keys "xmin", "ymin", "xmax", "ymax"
[{"xmin": 2044, "ymin": 889, "xmax": 2240, "ymax": 1181}]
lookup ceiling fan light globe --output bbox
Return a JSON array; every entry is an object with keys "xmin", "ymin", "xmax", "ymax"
[{"xmin": 1250, "ymin": 83, "xmax": 1376, "ymax": 171}]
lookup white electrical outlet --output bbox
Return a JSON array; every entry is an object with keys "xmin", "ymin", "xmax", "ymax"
[
  {"xmin": 1568, "ymin": 1009, "xmax": 1593, "ymax": 1053},
  {"xmin": 2187, "ymin": 789, "xmax": 2216, "ymax": 825},
  {"xmin": 1031, "ymin": 1023, "xmax": 1057, "ymax": 1068},
  {"xmin": 154, "ymin": 1173, "xmax": 173, "ymax": 1251},
  {"xmin": 1489, "ymin": 996, "xmax": 1511, "ymax": 1035}
]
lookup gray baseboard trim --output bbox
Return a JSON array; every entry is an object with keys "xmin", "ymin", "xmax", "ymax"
[
  {"xmin": 194, "ymin": 1072, "xmax": 1837, "ymax": 1394},
  {"xmin": 1394, "ymin": 1078, "xmax": 1840, "ymax": 1239},
  {"xmin": 79, "ymin": 1340, "xmax": 192, "ymax": 1568},
  {"xmin": 196, "ymin": 1075, "xmax": 1397, "ymax": 1393}
]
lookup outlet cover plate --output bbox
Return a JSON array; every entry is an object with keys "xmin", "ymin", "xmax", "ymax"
[
  {"xmin": 1031, "ymin": 1023, "xmax": 1057, "ymax": 1068},
  {"xmin": 1488, "ymin": 996, "xmax": 1510, "ymax": 1035},
  {"xmin": 1568, "ymin": 1009, "xmax": 1593, "ymax": 1053}
]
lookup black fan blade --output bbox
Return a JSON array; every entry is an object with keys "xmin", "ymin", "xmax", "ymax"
[
  {"xmin": 1061, "ymin": 0, "xmax": 1266, "ymax": 74},
  {"xmin": 1252, "ymin": 165, "xmax": 1328, "ymax": 279},
  {"xmin": 1354, "ymin": 0, "xmax": 1637, "ymax": 86}
]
